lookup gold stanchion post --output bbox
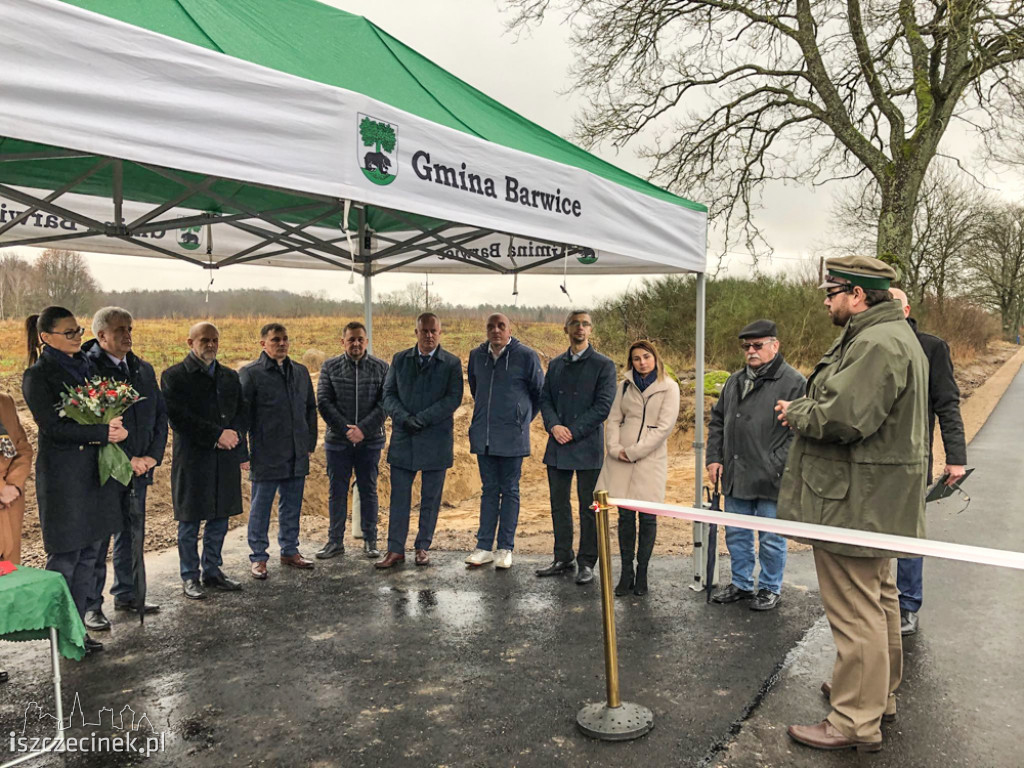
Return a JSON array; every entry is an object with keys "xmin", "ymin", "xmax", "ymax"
[{"xmin": 576, "ymin": 490, "xmax": 654, "ymax": 741}]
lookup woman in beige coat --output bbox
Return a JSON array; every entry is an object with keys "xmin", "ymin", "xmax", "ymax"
[
  {"xmin": 598, "ymin": 340, "xmax": 680, "ymax": 597},
  {"xmin": 0, "ymin": 390, "xmax": 34, "ymax": 685}
]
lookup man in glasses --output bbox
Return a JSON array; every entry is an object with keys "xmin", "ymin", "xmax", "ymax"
[
  {"xmin": 888, "ymin": 288, "xmax": 967, "ymax": 636},
  {"xmin": 775, "ymin": 255, "xmax": 929, "ymax": 752},
  {"xmin": 240, "ymin": 323, "xmax": 318, "ymax": 580},
  {"xmin": 707, "ymin": 319, "xmax": 805, "ymax": 610}
]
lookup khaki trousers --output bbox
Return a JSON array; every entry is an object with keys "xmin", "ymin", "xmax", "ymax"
[{"xmin": 814, "ymin": 547, "xmax": 901, "ymax": 742}]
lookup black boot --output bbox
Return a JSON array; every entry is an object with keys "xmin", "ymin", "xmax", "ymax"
[
  {"xmin": 633, "ymin": 564, "xmax": 649, "ymax": 596},
  {"xmin": 615, "ymin": 562, "xmax": 635, "ymax": 596}
]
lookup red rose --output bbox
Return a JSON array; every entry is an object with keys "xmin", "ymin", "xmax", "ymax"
[{"xmin": 107, "ymin": 390, "xmax": 117, "ymax": 397}]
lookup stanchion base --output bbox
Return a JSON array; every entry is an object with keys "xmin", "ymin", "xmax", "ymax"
[{"xmin": 576, "ymin": 701, "xmax": 654, "ymax": 741}]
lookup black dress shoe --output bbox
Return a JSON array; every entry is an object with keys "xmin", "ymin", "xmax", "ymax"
[
  {"xmin": 363, "ymin": 539, "xmax": 380, "ymax": 558},
  {"xmin": 84, "ymin": 609, "xmax": 111, "ymax": 632},
  {"xmin": 315, "ymin": 541, "xmax": 345, "ymax": 559},
  {"xmin": 202, "ymin": 573, "xmax": 243, "ymax": 592},
  {"xmin": 535, "ymin": 559, "xmax": 575, "ymax": 577},
  {"xmin": 182, "ymin": 579, "xmax": 206, "ymax": 600},
  {"xmin": 711, "ymin": 584, "xmax": 755, "ymax": 604},
  {"xmin": 750, "ymin": 588, "xmax": 781, "ymax": 611},
  {"xmin": 900, "ymin": 609, "xmax": 919, "ymax": 636},
  {"xmin": 575, "ymin": 565, "xmax": 595, "ymax": 584},
  {"xmin": 113, "ymin": 600, "xmax": 161, "ymax": 614},
  {"xmin": 0, "ymin": 669, "xmax": 8, "ymax": 684},
  {"xmin": 83, "ymin": 634, "xmax": 104, "ymax": 654},
  {"xmin": 614, "ymin": 570, "xmax": 635, "ymax": 597}
]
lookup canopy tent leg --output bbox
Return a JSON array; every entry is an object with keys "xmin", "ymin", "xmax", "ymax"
[
  {"xmin": 351, "ymin": 207, "xmax": 371, "ymax": 541},
  {"xmin": 690, "ymin": 271, "xmax": 718, "ymax": 591}
]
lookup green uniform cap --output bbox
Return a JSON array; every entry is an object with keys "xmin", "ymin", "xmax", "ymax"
[{"xmin": 820, "ymin": 254, "xmax": 898, "ymax": 291}]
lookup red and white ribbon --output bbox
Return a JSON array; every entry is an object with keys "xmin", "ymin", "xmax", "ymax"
[{"xmin": 608, "ymin": 498, "xmax": 1024, "ymax": 571}]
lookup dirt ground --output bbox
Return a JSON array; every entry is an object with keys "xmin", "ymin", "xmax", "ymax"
[{"xmin": 12, "ymin": 340, "xmax": 1022, "ymax": 568}]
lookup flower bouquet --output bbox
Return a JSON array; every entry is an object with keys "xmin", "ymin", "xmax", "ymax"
[{"xmin": 57, "ymin": 376, "xmax": 143, "ymax": 486}]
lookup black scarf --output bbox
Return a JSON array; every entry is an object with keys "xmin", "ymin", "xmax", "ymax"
[{"xmin": 43, "ymin": 343, "xmax": 93, "ymax": 384}]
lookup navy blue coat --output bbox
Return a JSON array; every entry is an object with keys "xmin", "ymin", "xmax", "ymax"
[
  {"xmin": 239, "ymin": 353, "xmax": 317, "ymax": 482},
  {"xmin": 81, "ymin": 339, "xmax": 168, "ymax": 487},
  {"xmin": 383, "ymin": 345, "xmax": 464, "ymax": 471},
  {"xmin": 467, "ymin": 338, "xmax": 543, "ymax": 457},
  {"xmin": 161, "ymin": 354, "xmax": 248, "ymax": 522},
  {"xmin": 540, "ymin": 346, "xmax": 617, "ymax": 470}
]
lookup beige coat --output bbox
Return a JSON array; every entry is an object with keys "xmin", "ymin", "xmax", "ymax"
[
  {"xmin": 597, "ymin": 375, "xmax": 680, "ymax": 502},
  {"xmin": 0, "ymin": 393, "xmax": 33, "ymax": 563}
]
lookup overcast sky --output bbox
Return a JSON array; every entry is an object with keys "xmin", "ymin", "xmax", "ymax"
[{"xmin": 16, "ymin": 0, "xmax": 1024, "ymax": 309}]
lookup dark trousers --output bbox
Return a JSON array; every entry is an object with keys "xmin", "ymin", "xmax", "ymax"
[
  {"xmin": 547, "ymin": 467, "xmax": 601, "ymax": 567},
  {"xmin": 248, "ymin": 476, "xmax": 306, "ymax": 562},
  {"xmin": 618, "ymin": 510, "xmax": 657, "ymax": 571},
  {"xmin": 475, "ymin": 454, "xmax": 524, "ymax": 552},
  {"xmin": 88, "ymin": 484, "xmax": 148, "ymax": 610},
  {"xmin": 326, "ymin": 445, "xmax": 381, "ymax": 543},
  {"xmin": 897, "ymin": 557, "xmax": 923, "ymax": 612},
  {"xmin": 177, "ymin": 518, "xmax": 230, "ymax": 582},
  {"xmin": 387, "ymin": 466, "xmax": 445, "ymax": 554},
  {"xmin": 47, "ymin": 540, "xmax": 101, "ymax": 619}
]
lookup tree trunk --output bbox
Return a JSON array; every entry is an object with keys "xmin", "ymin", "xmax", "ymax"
[{"xmin": 877, "ymin": 164, "xmax": 927, "ymax": 276}]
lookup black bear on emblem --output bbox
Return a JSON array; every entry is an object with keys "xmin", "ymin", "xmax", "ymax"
[
  {"xmin": 364, "ymin": 151, "xmax": 392, "ymax": 174},
  {"xmin": 180, "ymin": 231, "xmax": 199, "ymax": 245}
]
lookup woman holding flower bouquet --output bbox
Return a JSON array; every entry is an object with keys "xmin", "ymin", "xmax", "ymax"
[{"xmin": 22, "ymin": 306, "xmax": 128, "ymax": 654}]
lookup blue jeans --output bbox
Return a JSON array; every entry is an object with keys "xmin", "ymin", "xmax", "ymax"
[
  {"xmin": 897, "ymin": 557, "xmax": 923, "ymax": 612},
  {"xmin": 724, "ymin": 496, "xmax": 787, "ymax": 594},
  {"xmin": 47, "ymin": 541, "xmax": 101, "ymax": 619},
  {"xmin": 248, "ymin": 476, "xmax": 306, "ymax": 562},
  {"xmin": 475, "ymin": 454, "xmax": 523, "ymax": 552},
  {"xmin": 387, "ymin": 467, "xmax": 445, "ymax": 554},
  {"xmin": 177, "ymin": 518, "xmax": 230, "ymax": 582},
  {"xmin": 88, "ymin": 484, "xmax": 148, "ymax": 610},
  {"xmin": 326, "ymin": 445, "xmax": 381, "ymax": 543}
]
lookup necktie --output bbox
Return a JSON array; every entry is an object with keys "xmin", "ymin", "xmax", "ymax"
[
  {"xmin": 419, "ymin": 354, "xmax": 429, "ymax": 368},
  {"xmin": 119, "ymin": 361, "xmax": 130, "ymax": 380}
]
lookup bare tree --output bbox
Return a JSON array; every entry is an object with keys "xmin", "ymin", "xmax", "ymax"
[
  {"xmin": 0, "ymin": 251, "xmax": 35, "ymax": 320},
  {"xmin": 966, "ymin": 204, "xmax": 1024, "ymax": 337},
  {"xmin": 506, "ymin": 0, "xmax": 1024, "ymax": 271},
  {"xmin": 830, "ymin": 163, "xmax": 989, "ymax": 304},
  {"xmin": 32, "ymin": 249, "xmax": 99, "ymax": 314}
]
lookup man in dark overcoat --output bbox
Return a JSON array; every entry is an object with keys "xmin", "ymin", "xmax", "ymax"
[
  {"xmin": 240, "ymin": 322, "xmax": 318, "ymax": 580},
  {"xmin": 537, "ymin": 310, "xmax": 617, "ymax": 585},
  {"xmin": 161, "ymin": 322, "xmax": 248, "ymax": 600},
  {"xmin": 82, "ymin": 306, "xmax": 167, "ymax": 631},
  {"xmin": 377, "ymin": 313, "xmax": 464, "ymax": 569}
]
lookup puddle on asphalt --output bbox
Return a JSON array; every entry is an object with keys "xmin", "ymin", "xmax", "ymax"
[{"xmin": 376, "ymin": 586, "xmax": 557, "ymax": 632}]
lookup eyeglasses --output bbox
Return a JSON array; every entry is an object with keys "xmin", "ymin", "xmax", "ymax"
[
  {"xmin": 824, "ymin": 285, "xmax": 853, "ymax": 300},
  {"xmin": 740, "ymin": 341, "xmax": 773, "ymax": 351},
  {"xmin": 48, "ymin": 326, "xmax": 85, "ymax": 339}
]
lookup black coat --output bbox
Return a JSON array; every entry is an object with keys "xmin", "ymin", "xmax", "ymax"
[
  {"xmin": 383, "ymin": 345, "xmax": 464, "ymax": 471},
  {"xmin": 239, "ymin": 352, "xmax": 317, "ymax": 481},
  {"xmin": 22, "ymin": 353, "xmax": 123, "ymax": 553},
  {"xmin": 81, "ymin": 339, "xmax": 168, "ymax": 487},
  {"xmin": 908, "ymin": 318, "xmax": 967, "ymax": 480},
  {"xmin": 707, "ymin": 354, "xmax": 806, "ymax": 501},
  {"xmin": 540, "ymin": 346, "xmax": 617, "ymax": 470},
  {"xmin": 318, "ymin": 353, "xmax": 389, "ymax": 450},
  {"xmin": 161, "ymin": 354, "xmax": 248, "ymax": 522}
]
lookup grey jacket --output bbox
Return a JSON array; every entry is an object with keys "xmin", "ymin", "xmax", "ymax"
[
  {"xmin": 318, "ymin": 352, "xmax": 389, "ymax": 450},
  {"xmin": 384, "ymin": 345, "xmax": 464, "ymax": 471},
  {"xmin": 707, "ymin": 354, "xmax": 806, "ymax": 501}
]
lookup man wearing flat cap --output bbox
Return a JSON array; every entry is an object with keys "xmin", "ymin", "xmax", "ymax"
[
  {"xmin": 775, "ymin": 254, "xmax": 929, "ymax": 752},
  {"xmin": 707, "ymin": 319, "xmax": 805, "ymax": 610}
]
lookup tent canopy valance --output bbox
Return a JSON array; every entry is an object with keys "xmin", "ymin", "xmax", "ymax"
[{"xmin": 0, "ymin": 0, "xmax": 707, "ymax": 277}]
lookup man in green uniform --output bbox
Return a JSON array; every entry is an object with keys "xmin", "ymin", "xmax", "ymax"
[{"xmin": 774, "ymin": 255, "xmax": 929, "ymax": 752}]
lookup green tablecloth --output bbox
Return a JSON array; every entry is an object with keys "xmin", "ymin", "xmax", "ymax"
[{"xmin": 0, "ymin": 565, "xmax": 86, "ymax": 661}]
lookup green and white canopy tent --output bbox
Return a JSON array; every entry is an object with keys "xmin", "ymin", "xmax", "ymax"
[{"xmin": 0, "ymin": 0, "xmax": 712, "ymax": 559}]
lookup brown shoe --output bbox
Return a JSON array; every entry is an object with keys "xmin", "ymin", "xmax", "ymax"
[
  {"xmin": 820, "ymin": 682, "xmax": 896, "ymax": 722},
  {"xmin": 415, "ymin": 549, "xmax": 430, "ymax": 566},
  {"xmin": 280, "ymin": 553, "xmax": 314, "ymax": 570},
  {"xmin": 250, "ymin": 561, "xmax": 268, "ymax": 580},
  {"xmin": 375, "ymin": 552, "xmax": 406, "ymax": 569},
  {"xmin": 787, "ymin": 720, "xmax": 882, "ymax": 753}
]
